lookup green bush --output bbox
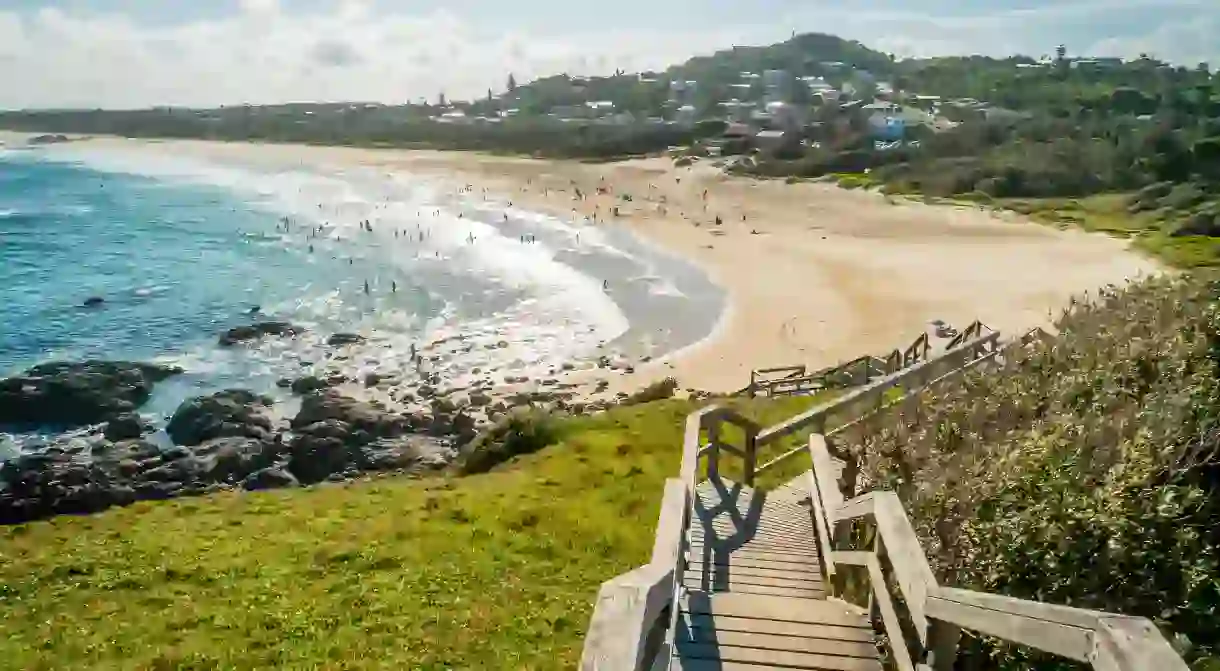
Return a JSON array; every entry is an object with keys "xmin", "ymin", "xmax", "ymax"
[
  {"xmin": 622, "ymin": 377, "xmax": 679, "ymax": 406},
  {"xmin": 457, "ymin": 410, "xmax": 563, "ymax": 474},
  {"xmin": 851, "ymin": 275, "xmax": 1220, "ymax": 668}
]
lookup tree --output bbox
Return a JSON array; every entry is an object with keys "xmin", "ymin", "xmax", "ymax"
[
  {"xmin": 1055, "ymin": 45, "xmax": 1066, "ymax": 62},
  {"xmin": 438, "ymin": 91, "xmax": 446, "ymax": 107},
  {"xmin": 507, "ymin": 73, "xmax": 518, "ymax": 92}
]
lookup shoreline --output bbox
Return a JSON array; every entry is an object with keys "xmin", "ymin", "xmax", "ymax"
[{"xmin": 4, "ymin": 133, "xmax": 1166, "ymax": 400}]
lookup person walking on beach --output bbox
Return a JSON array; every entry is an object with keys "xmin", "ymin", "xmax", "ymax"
[{"xmin": 363, "ymin": 280, "xmax": 370, "ymax": 294}]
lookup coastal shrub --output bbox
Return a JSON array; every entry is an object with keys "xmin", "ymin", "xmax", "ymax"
[
  {"xmin": 622, "ymin": 377, "xmax": 680, "ymax": 406},
  {"xmin": 457, "ymin": 409, "xmax": 562, "ymax": 474},
  {"xmin": 846, "ymin": 275, "xmax": 1220, "ymax": 668}
]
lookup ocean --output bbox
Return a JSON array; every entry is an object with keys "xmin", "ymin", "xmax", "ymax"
[{"xmin": 0, "ymin": 142, "xmax": 723, "ymax": 452}]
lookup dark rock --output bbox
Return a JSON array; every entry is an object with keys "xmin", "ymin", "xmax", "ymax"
[
  {"xmin": 364, "ymin": 373, "xmax": 382, "ymax": 387},
  {"xmin": 94, "ymin": 439, "xmax": 161, "ymax": 463},
  {"xmin": 357, "ymin": 436, "xmax": 453, "ymax": 472},
  {"xmin": 103, "ymin": 413, "xmax": 147, "ymax": 441},
  {"xmin": 195, "ymin": 437, "xmax": 283, "ymax": 483},
  {"xmin": 0, "ymin": 452, "xmax": 128, "ymax": 523},
  {"xmin": 166, "ymin": 389, "xmax": 274, "ymax": 446},
  {"xmin": 218, "ymin": 321, "xmax": 304, "ymax": 347},
  {"xmin": 0, "ymin": 360, "xmax": 183, "ymax": 427},
  {"xmin": 276, "ymin": 377, "xmax": 293, "ymax": 388},
  {"xmin": 291, "ymin": 391, "xmax": 405, "ymax": 437},
  {"xmin": 140, "ymin": 457, "xmax": 206, "ymax": 483},
  {"xmin": 82, "ymin": 296, "xmax": 105, "ymax": 308},
  {"xmin": 469, "ymin": 391, "xmax": 492, "ymax": 407},
  {"xmin": 327, "ymin": 332, "xmax": 365, "ymax": 346},
  {"xmin": 289, "ymin": 375, "xmax": 329, "ymax": 394},
  {"xmin": 243, "ymin": 467, "xmax": 299, "ymax": 491},
  {"xmin": 287, "ymin": 434, "xmax": 352, "ymax": 484}
]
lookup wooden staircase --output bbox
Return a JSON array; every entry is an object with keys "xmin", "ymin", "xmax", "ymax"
[
  {"xmin": 670, "ymin": 479, "xmax": 880, "ymax": 670},
  {"xmin": 582, "ymin": 326, "xmax": 1188, "ymax": 671}
]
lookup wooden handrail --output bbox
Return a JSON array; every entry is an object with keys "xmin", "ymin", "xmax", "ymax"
[
  {"xmin": 757, "ymin": 331, "xmax": 1001, "ymax": 445},
  {"xmin": 810, "ymin": 436, "xmax": 1188, "ymax": 671},
  {"xmin": 579, "ymin": 325, "xmax": 1053, "ymax": 670}
]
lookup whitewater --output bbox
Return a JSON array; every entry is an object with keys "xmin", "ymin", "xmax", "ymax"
[{"xmin": 0, "ymin": 143, "xmax": 723, "ymax": 449}]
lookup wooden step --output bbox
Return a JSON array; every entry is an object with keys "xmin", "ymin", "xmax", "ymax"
[
  {"xmin": 679, "ymin": 629, "xmax": 878, "ymax": 660},
  {"xmin": 671, "ymin": 646, "xmax": 881, "ymax": 671},
  {"xmin": 686, "ymin": 563, "xmax": 825, "ymax": 585},
  {"xmin": 685, "ymin": 613, "xmax": 875, "ymax": 643},
  {"xmin": 680, "ymin": 593, "xmax": 869, "ymax": 627}
]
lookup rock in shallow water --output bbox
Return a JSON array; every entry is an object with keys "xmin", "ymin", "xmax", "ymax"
[
  {"xmin": 217, "ymin": 321, "xmax": 304, "ymax": 347},
  {"xmin": 103, "ymin": 413, "xmax": 148, "ymax": 441},
  {"xmin": 166, "ymin": 389, "xmax": 274, "ymax": 446},
  {"xmin": 0, "ymin": 360, "xmax": 183, "ymax": 428}
]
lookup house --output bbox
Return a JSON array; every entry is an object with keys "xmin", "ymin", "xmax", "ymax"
[{"xmin": 753, "ymin": 129, "xmax": 800, "ymax": 153}]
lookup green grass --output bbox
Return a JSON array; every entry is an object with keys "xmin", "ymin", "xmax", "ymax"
[
  {"xmin": 0, "ymin": 394, "xmax": 829, "ymax": 670},
  {"xmin": 997, "ymin": 194, "xmax": 1220, "ymax": 268}
]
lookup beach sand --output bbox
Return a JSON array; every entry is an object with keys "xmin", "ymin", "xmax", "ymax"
[{"xmin": 43, "ymin": 137, "xmax": 1165, "ymax": 396}]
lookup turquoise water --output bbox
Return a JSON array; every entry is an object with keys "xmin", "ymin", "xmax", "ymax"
[{"xmin": 0, "ymin": 144, "xmax": 723, "ymax": 446}]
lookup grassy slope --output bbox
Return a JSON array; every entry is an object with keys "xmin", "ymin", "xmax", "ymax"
[{"xmin": 0, "ymin": 394, "xmax": 828, "ymax": 671}]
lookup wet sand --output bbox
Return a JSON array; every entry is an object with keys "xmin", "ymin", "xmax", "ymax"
[{"xmin": 36, "ymin": 136, "xmax": 1165, "ymax": 397}]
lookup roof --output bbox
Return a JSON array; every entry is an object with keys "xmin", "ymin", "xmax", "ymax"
[{"xmin": 756, "ymin": 130, "xmax": 789, "ymax": 138}]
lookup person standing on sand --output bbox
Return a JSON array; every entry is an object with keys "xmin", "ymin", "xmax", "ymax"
[{"xmin": 363, "ymin": 280, "xmax": 370, "ymax": 294}]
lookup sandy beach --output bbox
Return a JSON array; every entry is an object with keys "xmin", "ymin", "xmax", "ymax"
[{"xmin": 23, "ymin": 136, "xmax": 1164, "ymax": 396}]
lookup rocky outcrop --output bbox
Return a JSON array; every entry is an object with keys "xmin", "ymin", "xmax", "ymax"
[
  {"xmin": 166, "ymin": 389, "xmax": 275, "ymax": 446},
  {"xmin": 218, "ymin": 321, "xmax": 303, "ymax": 347},
  {"xmin": 291, "ymin": 391, "xmax": 406, "ymax": 436},
  {"xmin": 326, "ymin": 333, "xmax": 365, "ymax": 346},
  {"xmin": 103, "ymin": 413, "xmax": 148, "ymax": 441},
  {"xmin": 0, "ymin": 361, "xmax": 183, "ymax": 427},
  {"xmin": 243, "ymin": 467, "xmax": 299, "ymax": 491}
]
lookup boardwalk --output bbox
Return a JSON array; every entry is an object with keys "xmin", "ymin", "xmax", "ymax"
[
  {"xmin": 583, "ymin": 326, "xmax": 1189, "ymax": 671},
  {"xmin": 669, "ymin": 479, "xmax": 881, "ymax": 671}
]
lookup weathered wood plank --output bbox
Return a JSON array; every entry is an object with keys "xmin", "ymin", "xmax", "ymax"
[
  {"xmin": 866, "ymin": 554, "xmax": 915, "ymax": 671},
  {"xmin": 689, "ymin": 547, "xmax": 820, "ymax": 566},
  {"xmin": 686, "ymin": 566, "xmax": 825, "ymax": 586},
  {"xmin": 651, "ymin": 479, "xmax": 689, "ymax": 566},
  {"xmin": 872, "ymin": 492, "xmax": 936, "ymax": 643},
  {"xmin": 690, "ymin": 542, "xmax": 819, "ymax": 558},
  {"xmin": 756, "ymin": 333, "xmax": 999, "ymax": 444},
  {"xmin": 684, "ymin": 579, "xmax": 826, "ymax": 599},
  {"xmin": 678, "ymin": 629, "xmax": 878, "ymax": 659},
  {"xmin": 685, "ymin": 613, "xmax": 875, "ymax": 643},
  {"xmin": 579, "ymin": 563, "xmax": 674, "ymax": 671},
  {"xmin": 675, "ymin": 642, "xmax": 883, "ymax": 671},
  {"xmin": 684, "ymin": 575, "xmax": 825, "ymax": 595},
  {"xmin": 695, "ymin": 556, "xmax": 825, "ymax": 576},
  {"xmin": 931, "ymin": 586, "xmax": 1102, "ymax": 629},
  {"xmin": 671, "ymin": 657, "xmax": 881, "ymax": 671},
  {"xmin": 1091, "ymin": 615, "xmax": 1189, "ymax": 671},
  {"xmin": 807, "ymin": 436, "xmax": 839, "ymax": 582},
  {"xmin": 681, "ymin": 593, "xmax": 871, "ymax": 628},
  {"xmin": 925, "ymin": 593, "xmax": 1094, "ymax": 662},
  {"xmin": 684, "ymin": 568, "xmax": 824, "ymax": 587},
  {"xmin": 810, "ymin": 435, "xmax": 845, "ymax": 525}
]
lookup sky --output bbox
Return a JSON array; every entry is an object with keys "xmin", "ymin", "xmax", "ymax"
[{"xmin": 0, "ymin": 0, "xmax": 1216, "ymax": 109}]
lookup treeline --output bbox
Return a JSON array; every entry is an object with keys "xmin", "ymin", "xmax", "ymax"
[{"xmin": 0, "ymin": 108, "xmax": 695, "ymax": 160}]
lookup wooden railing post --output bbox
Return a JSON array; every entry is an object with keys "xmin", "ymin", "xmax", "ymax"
[
  {"xmin": 742, "ymin": 424, "xmax": 758, "ymax": 486},
  {"xmin": 927, "ymin": 620, "xmax": 961, "ymax": 671},
  {"xmin": 705, "ymin": 416, "xmax": 721, "ymax": 482}
]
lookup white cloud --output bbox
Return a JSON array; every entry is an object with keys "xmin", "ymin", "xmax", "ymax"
[{"xmin": 0, "ymin": 1, "xmax": 1214, "ymax": 109}]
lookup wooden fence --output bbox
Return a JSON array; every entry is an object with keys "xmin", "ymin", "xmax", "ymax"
[
  {"xmin": 580, "ymin": 325, "xmax": 1188, "ymax": 671},
  {"xmin": 744, "ymin": 320, "xmax": 994, "ymax": 398}
]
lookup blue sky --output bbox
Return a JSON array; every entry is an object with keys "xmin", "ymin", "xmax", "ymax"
[{"xmin": 0, "ymin": 0, "xmax": 1216, "ymax": 108}]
